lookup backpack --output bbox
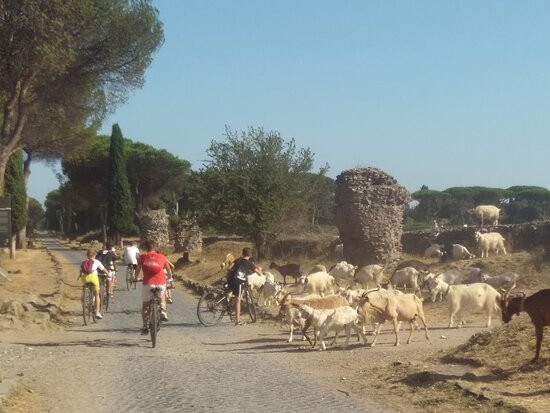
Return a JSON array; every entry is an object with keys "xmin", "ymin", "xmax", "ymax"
[
  {"xmin": 81, "ymin": 259, "xmax": 95, "ymax": 274},
  {"xmin": 229, "ymin": 259, "xmax": 249, "ymax": 283},
  {"xmin": 97, "ymin": 250, "xmax": 110, "ymax": 268}
]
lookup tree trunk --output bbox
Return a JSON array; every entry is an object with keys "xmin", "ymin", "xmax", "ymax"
[
  {"xmin": 0, "ymin": 154, "xmax": 9, "ymax": 195},
  {"xmin": 10, "ymin": 235, "xmax": 16, "ymax": 259}
]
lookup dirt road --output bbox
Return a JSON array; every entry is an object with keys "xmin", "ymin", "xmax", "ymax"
[{"xmin": 2, "ymin": 240, "xmax": 395, "ymax": 412}]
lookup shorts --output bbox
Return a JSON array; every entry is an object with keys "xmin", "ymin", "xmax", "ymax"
[
  {"xmin": 82, "ymin": 273, "xmax": 100, "ymax": 293},
  {"xmin": 102, "ymin": 270, "xmax": 114, "ymax": 280},
  {"xmin": 227, "ymin": 276, "xmax": 244, "ymax": 297},
  {"xmin": 142, "ymin": 284, "xmax": 166, "ymax": 302}
]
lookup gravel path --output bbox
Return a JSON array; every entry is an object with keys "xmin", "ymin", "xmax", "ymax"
[{"xmin": 1, "ymin": 239, "xmax": 391, "ymax": 412}]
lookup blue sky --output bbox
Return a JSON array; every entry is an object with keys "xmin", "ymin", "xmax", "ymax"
[{"xmin": 29, "ymin": 0, "xmax": 550, "ymax": 204}]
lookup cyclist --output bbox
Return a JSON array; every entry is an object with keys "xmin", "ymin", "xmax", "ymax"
[
  {"xmin": 78, "ymin": 249, "xmax": 109, "ymax": 319},
  {"xmin": 227, "ymin": 247, "xmax": 261, "ymax": 326},
  {"xmin": 135, "ymin": 240, "xmax": 173, "ymax": 334},
  {"xmin": 123, "ymin": 241, "xmax": 140, "ymax": 281},
  {"xmin": 97, "ymin": 242, "xmax": 118, "ymax": 297}
]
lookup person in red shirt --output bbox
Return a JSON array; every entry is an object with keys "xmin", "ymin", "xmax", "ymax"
[{"xmin": 135, "ymin": 240, "xmax": 173, "ymax": 334}]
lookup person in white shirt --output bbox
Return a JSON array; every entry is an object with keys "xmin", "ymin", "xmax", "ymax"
[{"xmin": 123, "ymin": 241, "xmax": 140, "ymax": 269}]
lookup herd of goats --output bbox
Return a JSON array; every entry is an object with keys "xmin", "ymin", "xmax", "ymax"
[{"xmin": 231, "ymin": 205, "xmax": 550, "ymax": 362}]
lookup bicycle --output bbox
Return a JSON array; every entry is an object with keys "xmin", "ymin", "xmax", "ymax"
[
  {"xmin": 148, "ymin": 287, "xmax": 163, "ymax": 348},
  {"xmin": 197, "ymin": 282, "xmax": 256, "ymax": 326},
  {"xmin": 82, "ymin": 282, "xmax": 97, "ymax": 325},
  {"xmin": 100, "ymin": 273, "xmax": 109, "ymax": 315},
  {"xmin": 126, "ymin": 265, "xmax": 137, "ymax": 290}
]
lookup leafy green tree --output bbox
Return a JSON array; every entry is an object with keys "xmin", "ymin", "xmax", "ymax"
[
  {"xmin": 192, "ymin": 126, "xmax": 317, "ymax": 255},
  {"xmin": 3, "ymin": 150, "xmax": 27, "ymax": 254},
  {"xmin": 0, "ymin": 0, "xmax": 164, "ymax": 192},
  {"xmin": 126, "ymin": 142, "xmax": 191, "ymax": 211},
  {"xmin": 27, "ymin": 197, "xmax": 44, "ymax": 235},
  {"xmin": 108, "ymin": 124, "xmax": 136, "ymax": 242}
]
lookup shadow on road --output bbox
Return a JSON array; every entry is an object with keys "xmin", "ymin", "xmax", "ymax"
[{"xmin": 15, "ymin": 338, "xmax": 140, "ymax": 349}]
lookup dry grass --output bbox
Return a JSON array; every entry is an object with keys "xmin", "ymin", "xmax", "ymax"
[{"xmin": 381, "ymin": 250, "xmax": 550, "ymax": 412}]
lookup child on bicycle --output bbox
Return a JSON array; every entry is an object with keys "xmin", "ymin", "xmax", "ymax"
[
  {"xmin": 78, "ymin": 249, "xmax": 110, "ymax": 319},
  {"xmin": 227, "ymin": 247, "xmax": 262, "ymax": 326}
]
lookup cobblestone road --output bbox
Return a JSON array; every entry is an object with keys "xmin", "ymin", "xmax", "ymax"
[{"xmin": 2, "ymin": 240, "xmax": 390, "ymax": 412}]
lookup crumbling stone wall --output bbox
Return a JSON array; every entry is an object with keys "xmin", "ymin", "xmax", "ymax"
[
  {"xmin": 174, "ymin": 217, "xmax": 203, "ymax": 254},
  {"xmin": 139, "ymin": 209, "xmax": 169, "ymax": 248},
  {"xmin": 335, "ymin": 168, "xmax": 411, "ymax": 269}
]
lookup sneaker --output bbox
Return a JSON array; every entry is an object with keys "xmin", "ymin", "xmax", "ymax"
[
  {"xmin": 160, "ymin": 311, "xmax": 168, "ymax": 322},
  {"xmin": 167, "ymin": 298, "xmax": 173, "ymax": 304},
  {"xmin": 140, "ymin": 326, "xmax": 149, "ymax": 335},
  {"xmin": 95, "ymin": 313, "xmax": 103, "ymax": 319}
]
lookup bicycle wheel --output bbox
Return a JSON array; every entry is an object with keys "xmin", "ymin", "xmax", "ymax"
[
  {"xmin": 126, "ymin": 268, "xmax": 132, "ymax": 291},
  {"xmin": 82, "ymin": 287, "xmax": 90, "ymax": 325},
  {"xmin": 150, "ymin": 301, "xmax": 158, "ymax": 348},
  {"xmin": 197, "ymin": 290, "xmax": 226, "ymax": 326},
  {"xmin": 244, "ymin": 287, "xmax": 257, "ymax": 323},
  {"xmin": 101, "ymin": 278, "xmax": 109, "ymax": 315},
  {"xmin": 89, "ymin": 288, "xmax": 97, "ymax": 323}
]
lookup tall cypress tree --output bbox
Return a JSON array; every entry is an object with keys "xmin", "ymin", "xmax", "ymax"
[
  {"xmin": 107, "ymin": 124, "xmax": 135, "ymax": 242},
  {"xmin": 4, "ymin": 150, "xmax": 27, "ymax": 255}
]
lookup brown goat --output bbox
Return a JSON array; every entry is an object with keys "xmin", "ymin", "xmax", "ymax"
[
  {"xmin": 269, "ymin": 262, "xmax": 301, "ymax": 284},
  {"xmin": 501, "ymin": 289, "xmax": 550, "ymax": 362}
]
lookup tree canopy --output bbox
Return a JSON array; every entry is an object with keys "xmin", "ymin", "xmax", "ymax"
[
  {"xmin": 0, "ymin": 0, "xmax": 164, "ymax": 192},
  {"xmin": 180, "ymin": 127, "xmax": 332, "ymax": 255}
]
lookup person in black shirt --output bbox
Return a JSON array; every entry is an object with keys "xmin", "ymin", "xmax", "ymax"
[
  {"xmin": 97, "ymin": 242, "xmax": 118, "ymax": 296},
  {"xmin": 227, "ymin": 247, "xmax": 261, "ymax": 325}
]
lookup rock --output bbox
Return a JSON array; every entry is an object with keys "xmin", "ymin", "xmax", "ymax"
[
  {"xmin": 174, "ymin": 217, "xmax": 203, "ymax": 254},
  {"xmin": 335, "ymin": 167, "xmax": 410, "ymax": 268},
  {"xmin": 139, "ymin": 209, "xmax": 170, "ymax": 248}
]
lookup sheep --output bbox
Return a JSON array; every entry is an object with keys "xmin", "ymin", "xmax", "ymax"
[
  {"xmin": 452, "ymin": 244, "xmax": 476, "ymax": 260},
  {"xmin": 480, "ymin": 272, "xmax": 519, "ymax": 292},
  {"xmin": 263, "ymin": 271, "xmax": 275, "ymax": 284},
  {"xmin": 269, "ymin": 262, "xmax": 301, "ymax": 285},
  {"xmin": 475, "ymin": 231, "xmax": 507, "ymax": 258},
  {"xmin": 442, "ymin": 282, "xmax": 501, "ymax": 328},
  {"xmin": 303, "ymin": 271, "xmax": 337, "ymax": 297},
  {"xmin": 468, "ymin": 205, "xmax": 500, "ymax": 227},
  {"xmin": 390, "ymin": 266, "xmax": 423, "ymax": 293},
  {"xmin": 247, "ymin": 272, "xmax": 266, "ymax": 293},
  {"xmin": 294, "ymin": 304, "xmax": 367, "ymax": 351},
  {"xmin": 328, "ymin": 261, "xmax": 357, "ymax": 280},
  {"xmin": 278, "ymin": 293, "xmax": 348, "ymax": 343},
  {"xmin": 356, "ymin": 293, "xmax": 430, "ymax": 347},
  {"xmin": 260, "ymin": 279, "xmax": 283, "ymax": 306},
  {"xmin": 354, "ymin": 264, "xmax": 385, "ymax": 289},
  {"xmin": 500, "ymin": 289, "xmax": 550, "ymax": 362},
  {"xmin": 424, "ymin": 243, "xmax": 444, "ymax": 258},
  {"xmin": 307, "ymin": 264, "xmax": 327, "ymax": 275},
  {"xmin": 338, "ymin": 287, "xmax": 369, "ymax": 306},
  {"xmin": 393, "ymin": 259, "xmax": 430, "ymax": 275}
]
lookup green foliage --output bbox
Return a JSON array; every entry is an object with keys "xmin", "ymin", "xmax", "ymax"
[
  {"xmin": 0, "ymin": 0, "xmax": 164, "ymax": 191},
  {"xmin": 181, "ymin": 126, "xmax": 329, "ymax": 247},
  {"xmin": 3, "ymin": 151, "xmax": 27, "ymax": 232},
  {"xmin": 56, "ymin": 134, "xmax": 190, "ymax": 235},
  {"xmin": 408, "ymin": 184, "xmax": 550, "ymax": 227},
  {"xmin": 107, "ymin": 124, "xmax": 136, "ymax": 235},
  {"xmin": 126, "ymin": 141, "xmax": 191, "ymax": 210},
  {"xmin": 27, "ymin": 197, "xmax": 45, "ymax": 234}
]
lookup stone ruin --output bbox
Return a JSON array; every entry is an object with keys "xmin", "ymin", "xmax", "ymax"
[
  {"xmin": 335, "ymin": 167, "xmax": 411, "ymax": 269},
  {"xmin": 139, "ymin": 209, "xmax": 170, "ymax": 249},
  {"xmin": 174, "ymin": 217, "xmax": 203, "ymax": 254}
]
